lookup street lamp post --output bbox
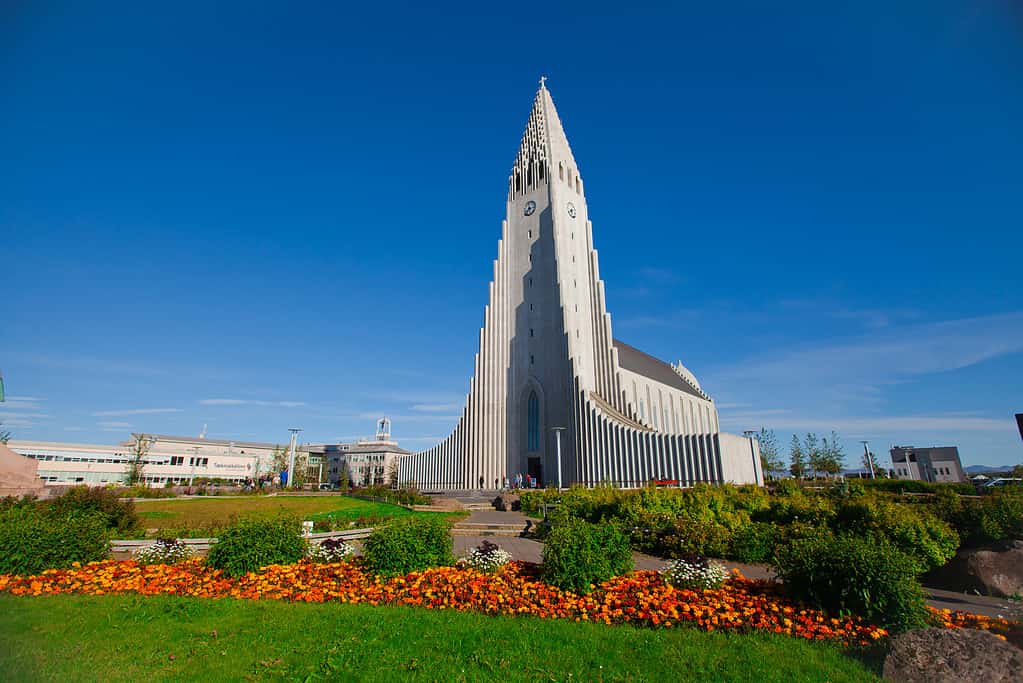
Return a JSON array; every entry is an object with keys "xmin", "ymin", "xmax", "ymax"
[
  {"xmin": 188, "ymin": 446, "xmax": 201, "ymax": 488},
  {"xmin": 551, "ymin": 427, "xmax": 567, "ymax": 490},
  {"xmin": 287, "ymin": 428, "xmax": 302, "ymax": 489},
  {"xmin": 861, "ymin": 441, "xmax": 875, "ymax": 479}
]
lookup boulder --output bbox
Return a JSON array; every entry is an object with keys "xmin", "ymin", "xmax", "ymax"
[
  {"xmin": 0, "ymin": 443, "xmax": 47, "ymax": 498},
  {"xmin": 494, "ymin": 493, "xmax": 520, "ymax": 511},
  {"xmin": 925, "ymin": 541, "xmax": 1023, "ymax": 598},
  {"xmin": 883, "ymin": 628, "xmax": 1023, "ymax": 683}
]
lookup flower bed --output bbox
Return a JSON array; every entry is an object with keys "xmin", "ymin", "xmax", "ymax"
[{"xmin": 0, "ymin": 560, "xmax": 1013, "ymax": 647}]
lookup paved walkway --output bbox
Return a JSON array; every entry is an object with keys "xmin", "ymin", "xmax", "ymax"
[{"xmin": 451, "ymin": 511, "xmax": 1022, "ymax": 620}]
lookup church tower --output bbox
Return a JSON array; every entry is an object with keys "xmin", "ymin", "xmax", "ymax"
[{"xmin": 399, "ymin": 81, "xmax": 763, "ymax": 490}]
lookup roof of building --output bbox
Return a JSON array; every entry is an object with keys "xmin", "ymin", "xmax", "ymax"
[
  {"xmin": 128, "ymin": 434, "xmax": 284, "ymax": 450},
  {"xmin": 612, "ymin": 340, "xmax": 706, "ymax": 399}
]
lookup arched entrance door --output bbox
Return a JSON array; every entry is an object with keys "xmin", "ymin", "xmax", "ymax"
[{"xmin": 526, "ymin": 389, "xmax": 542, "ymax": 486}]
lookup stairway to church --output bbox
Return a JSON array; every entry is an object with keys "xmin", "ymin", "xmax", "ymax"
[{"xmin": 451, "ymin": 510, "xmax": 537, "ymax": 537}]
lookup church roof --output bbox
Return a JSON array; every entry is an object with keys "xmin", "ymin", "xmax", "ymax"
[{"xmin": 612, "ymin": 340, "xmax": 706, "ymax": 400}]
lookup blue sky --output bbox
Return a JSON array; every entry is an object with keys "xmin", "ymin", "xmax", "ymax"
[{"xmin": 2, "ymin": 2, "xmax": 1022, "ymax": 467}]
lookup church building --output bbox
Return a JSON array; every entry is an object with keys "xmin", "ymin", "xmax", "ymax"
[{"xmin": 398, "ymin": 81, "xmax": 763, "ymax": 491}]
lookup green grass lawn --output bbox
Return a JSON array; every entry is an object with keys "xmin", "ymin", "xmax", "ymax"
[
  {"xmin": 0, "ymin": 594, "xmax": 882, "ymax": 682},
  {"xmin": 133, "ymin": 495, "xmax": 460, "ymax": 533}
]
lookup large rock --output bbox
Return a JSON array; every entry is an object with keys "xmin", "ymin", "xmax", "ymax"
[
  {"xmin": 493, "ymin": 493, "xmax": 520, "ymax": 511},
  {"xmin": 883, "ymin": 628, "xmax": 1023, "ymax": 683},
  {"xmin": 925, "ymin": 541, "xmax": 1023, "ymax": 598},
  {"xmin": 0, "ymin": 443, "xmax": 47, "ymax": 498}
]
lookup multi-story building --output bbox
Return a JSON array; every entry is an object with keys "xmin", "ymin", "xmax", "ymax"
[
  {"xmin": 7, "ymin": 433, "xmax": 315, "ymax": 487},
  {"xmin": 309, "ymin": 419, "xmax": 410, "ymax": 488},
  {"xmin": 890, "ymin": 445, "xmax": 967, "ymax": 484}
]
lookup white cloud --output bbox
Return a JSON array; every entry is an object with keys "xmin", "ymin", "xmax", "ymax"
[
  {"xmin": 718, "ymin": 410, "xmax": 1010, "ymax": 434},
  {"xmin": 411, "ymin": 403, "xmax": 463, "ymax": 412},
  {"xmin": 198, "ymin": 399, "xmax": 306, "ymax": 407},
  {"xmin": 91, "ymin": 408, "xmax": 184, "ymax": 417}
]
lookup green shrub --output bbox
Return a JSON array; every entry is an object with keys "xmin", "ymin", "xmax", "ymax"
[
  {"xmin": 542, "ymin": 519, "xmax": 632, "ymax": 594},
  {"xmin": 0, "ymin": 507, "xmax": 110, "ymax": 575},
  {"xmin": 833, "ymin": 498, "xmax": 958, "ymax": 571},
  {"xmin": 774, "ymin": 534, "xmax": 928, "ymax": 632},
  {"xmin": 47, "ymin": 486, "xmax": 139, "ymax": 535},
  {"xmin": 729, "ymin": 522, "xmax": 777, "ymax": 564},
  {"xmin": 860, "ymin": 479, "xmax": 975, "ymax": 496},
  {"xmin": 357, "ymin": 485, "xmax": 431, "ymax": 507},
  {"xmin": 933, "ymin": 487, "xmax": 1023, "ymax": 547},
  {"xmin": 659, "ymin": 518, "xmax": 731, "ymax": 558},
  {"xmin": 361, "ymin": 516, "xmax": 453, "ymax": 576},
  {"xmin": 205, "ymin": 516, "xmax": 307, "ymax": 577}
]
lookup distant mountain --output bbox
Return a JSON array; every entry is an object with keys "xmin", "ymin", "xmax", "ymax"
[{"xmin": 964, "ymin": 464, "xmax": 1016, "ymax": 475}]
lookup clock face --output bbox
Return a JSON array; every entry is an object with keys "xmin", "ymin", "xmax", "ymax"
[
  {"xmin": 524, "ymin": 200, "xmax": 536, "ymax": 216},
  {"xmin": 566, "ymin": 202, "xmax": 577, "ymax": 218}
]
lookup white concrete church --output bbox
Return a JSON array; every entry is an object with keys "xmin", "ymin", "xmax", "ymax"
[{"xmin": 399, "ymin": 81, "xmax": 763, "ymax": 491}]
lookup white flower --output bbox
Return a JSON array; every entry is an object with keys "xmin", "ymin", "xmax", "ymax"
[
  {"xmin": 461, "ymin": 541, "xmax": 512, "ymax": 572},
  {"xmin": 135, "ymin": 539, "xmax": 193, "ymax": 565},
  {"xmin": 660, "ymin": 556, "xmax": 729, "ymax": 590},
  {"xmin": 307, "ymin": 539, "xmax": 354, "ymax": 563}
]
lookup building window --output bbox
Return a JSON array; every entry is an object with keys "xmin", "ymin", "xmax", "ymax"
[{"xmin": 527, "ymin": 391, "xmax": 540, "ymax": 451}]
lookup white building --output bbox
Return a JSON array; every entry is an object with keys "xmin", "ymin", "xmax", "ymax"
[
  {"xmin": 309, "ymin": 419, "xmax": 410, "ymax": 487},
  {"xmin": 399, "ymin": 81, "xmax": 763, "ymax": 491},
  {"xmin": 8, "ymin": 434, "xmax": 308, "ymax": 487}
]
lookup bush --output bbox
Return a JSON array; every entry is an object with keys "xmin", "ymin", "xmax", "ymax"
[
  {"xmin": 833, "ymin": 498, "xmax": 958, "ymax": 571},
  {"xmin": 205, "ymin": 516, "xmax": 307, "ymax": 577},
  {"xmin": 542, "ymin": 519, "xmax": 632, "ymax": 594},
  {"xmin": 0, "ymin": 507, "xmax": 110, "ymax": 575},
  {"xmin": 658, "ymin": 518, "xmax": 731, "ymax": 558},
  {"xmin": 361, "ymin": 516, "xmax": 453, "ymax": 576},
  {"xmin": 306, "ymin": 538, "xmax": 354, "ymax": 563},
  {"xmin": 357, "ymin": 486, "xmax": 431, "ymax": 507},
  {"xmin": 729, "ymin": 522, "xmax": 778, "ymax": 564},
  {"xmin": 933, "ymin": 487, "xmax": 1023, "ymax": 547},
  {"xmin": 661, "ymin": 554, "xmax": 730, "ymax": 590},
  {"xmin": 773, "ymin": 534, "xmax": 928, "ymax": 632},
  {"xmin": 47, "ymin": 486, "xmax": 139, "ymax": 535},
  {"xmin": 461, "ymin": 540, "xmax": 512, "ymax": 572},
  {"xmin": 134, "ymin": 539, "xmax": 193, "ymax": 565}
]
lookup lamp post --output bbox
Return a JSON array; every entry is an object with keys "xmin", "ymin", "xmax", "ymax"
[
  {"xmin": 188, "ymin": 445, "xmax": 201, "ymax": 488},
  {"xmin": 287, "ymin": 428, "xmax": 302, "ymax": 489},
  {"xmin": 861, "ymin": 441, "xmax": 875, "ymax": 479},
  {"xmin": 551, "ymin": 427, "xmax": 567, "ymax": 490}
]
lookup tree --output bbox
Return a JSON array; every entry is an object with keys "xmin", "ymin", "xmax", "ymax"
[
  {"xmin": 789, "ymin": 434, "xmax": 807, "ymax": 479},
  {"xmin": 818, "ymin": 431, "xmax": 845, "ymax": 477},
  {"xmin": 804, "ymin": 433, "xmax": 821, "ymax": 479},
  {"xmin": 125, "ymin": 433, "xmax": 154, "ymax": 487},
  {"xmin": 758, "ymin": 428, "xmax": 784, "ymax": 477}
]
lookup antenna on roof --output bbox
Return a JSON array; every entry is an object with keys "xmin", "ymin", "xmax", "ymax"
[{"xmin": 199, "ymin": 424, "xmax": 207, "ymax": 440}]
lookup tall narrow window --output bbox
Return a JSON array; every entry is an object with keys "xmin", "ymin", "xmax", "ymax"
[{"xmin": 527, "ymin": 391, "xmax": 540, "ymax": 451}]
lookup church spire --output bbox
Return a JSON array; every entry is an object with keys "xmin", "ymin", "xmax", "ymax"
[{"xmin": 510, "ymin": 78, "xmax": 581, "ymax": 198}]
